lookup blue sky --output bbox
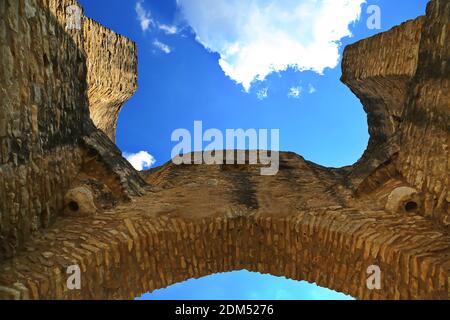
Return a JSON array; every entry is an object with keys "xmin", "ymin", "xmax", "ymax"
[
  {"xmin": 79, "ymin": 0, "xmax": 428, "ymax": 300},
  {"xmin": 137, "ymin": 271, "xmax": 353, "ymax": 300}
]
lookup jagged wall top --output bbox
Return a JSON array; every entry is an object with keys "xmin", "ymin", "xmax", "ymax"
[
  {"xmin": 342, "ymin": 1, "xmax": 449, "ymax": 227},
  {"xmin": 84, "ymin": 17, "xmax": 138, "ymax": 142}
]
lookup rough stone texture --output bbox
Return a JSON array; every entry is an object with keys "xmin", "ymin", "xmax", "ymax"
[
  {"xmin": 0, "ymin": 153, "xmax": 449, "ymax": 300},
  {"xmin": 0, "ymin": 0, "xmax": 89, "ymax": 260},
  {"xmin": 385, "ymin": 187, "xmax": 421, "ymax": 214},
  {"xmin": 84, "ymin": 18, "xmax": 137, "ymax": 142},
  {"xmin": 342, "ymin": 0, "xmax": 449, "ymax": 228},
  {"xmin": 63, "ymin": 186, "xmax": 97, "ymax": 217},
  {"xmin": 396, "ymin": 0, "xmax": 449, "ymax": 226},
  {"xmin": 0, "ymin": 0, "xmax": 146, "ymax": 261},
  {"xmin": 0, "ymin": 0, "xmax": 449, "ymax": 300},
  {"xmin": 341, "ymin": 17, "xmax": 424, "ymax": 189}
]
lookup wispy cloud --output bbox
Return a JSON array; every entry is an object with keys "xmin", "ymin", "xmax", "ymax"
[
  {"xmin": 288, "ymin": 86, "xmax": 302, "ymax": 99},
  {"xmin": 177, "ymin": 0, "xmax": 365, "ymax": 91},
  {"xmin": 158, "ymin": 23, "xmax": 178, "ymax": 35},
  {"xmin": 153, "ymin": 39, "xmax": 172, "ymax": 54},
  {"xmin": 124, "ymin": 151, "xmax": 156, "ymax": 171},
  {"xmin": 308, "ymin": 84, "xmax": 317, "ymax": 94},
  {"xmin": 135, "ymin": 0, "xmax": 152, "ymax": 32},
  {"xmin": 256, "ymin": 88, "xmax": 268, "ymax": 100}
]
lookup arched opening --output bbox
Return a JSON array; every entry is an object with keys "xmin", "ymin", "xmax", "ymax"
[
  {"xmin": 40, "ymin": 208, "xmax": 442, "ymax": 300},
  {"xmin": 1, "ymin": 196, "xmax": 448, "ymax": 300},
  {"xmin": 137, "ymin": 271, "xmax": 354, "ymax": 300}
]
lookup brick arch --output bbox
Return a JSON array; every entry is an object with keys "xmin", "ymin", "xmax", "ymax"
[
  {"xmin": 1, "ymin": 0, "xmax": 449, "ymax": 301},
  {"xmin": 123, "ymin": 214, "xmax": 448, "ymax": 300},
  {"xmin": 1, "ymin": 199, "xmax": 448, "ymax": 300}
]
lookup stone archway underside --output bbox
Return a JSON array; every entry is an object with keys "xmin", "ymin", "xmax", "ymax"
[
  {"xmin": 0, "ymin": 0, "xmax": 448, "ymax": 300},
  {"xmin": 0, "ymin": 154, "xmax": 449, "ymax": 300}
]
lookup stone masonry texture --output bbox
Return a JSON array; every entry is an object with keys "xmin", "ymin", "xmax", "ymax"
[
  {"xmin": 0, "ymin": 0, "xmax": 146, "ymax": 261},
  {"xmin": 0, "ymin": 0, "xmax": 449, "ymax": 300},
  {"xmin": 84, "ymin": 17, "xmax": 137, "ymax": 142}
]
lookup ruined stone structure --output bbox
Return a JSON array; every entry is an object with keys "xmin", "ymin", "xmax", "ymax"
[
  {"xmin": 0, "ymin": 0, "xmax": 146, "ymax": 264},
  {"xmin": 0, "ymin": 0, "xmax": 448, "ymax": 300}
]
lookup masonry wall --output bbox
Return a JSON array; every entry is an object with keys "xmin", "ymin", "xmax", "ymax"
[
  {"xmin": 84, "ymin": 18, "xmax": 138, "ymax": 142},
  {"xmin": 0, "ymin": 0, "xmax": 89, "ymax": 260},
  {"xmin": 341, "ymin": 18, "xmax": 424, "ymax": 188},
  {"xmin": 397, "ymin": 0, "xmax": 449, "ymax": 226},
  {"xmin": 341, "ymin": 17, "xmax": 423, "ymax": 143},
  {"xmin": 0, "ymin": 0, "xmax": 145, "ymax": 261},
  {"xmin": 339, "ymin": 2, "xmax": 449, "ymax": 229},
  {"xmin": 0, "ymin": 210, "xmax": 448, "ymax": 300}
]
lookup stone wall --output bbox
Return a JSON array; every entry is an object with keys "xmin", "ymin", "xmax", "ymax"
[
  {"xmin": 0, "ymin": 152, "xmax": 448, "ymax": 300},
  {"xmin": 341, "ymin": 18, "xmax": 424, "ymax": 188},
  {"xmin": 0, "ymin": 0, "xmax": 88, "ymax": 260},
  {"xmin": 342, "ymin": 2, "xmax": 449, "ymax": 230},
  {"xmin": 0, "ymin": 0, "xmax": 146, "ymax": 262},
  {"xmin": 397, "ymin": 0, "xmax": 449, "ymax": 226},
  {"xmin": 84, "ymin": 18, "xmax": 138, "ymax": 142}
]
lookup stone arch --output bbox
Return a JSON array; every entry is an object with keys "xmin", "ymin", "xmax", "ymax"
[
  {"xmin": 0, "ymin": 0, "xmax": 449, "ymax": 301},
  {"xmin": 1, "ymin": 203, "xmax": 448, "ymax": 300}
]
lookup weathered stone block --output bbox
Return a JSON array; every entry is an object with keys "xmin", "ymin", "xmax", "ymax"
[
  {"xmin": 64, "ymin": 186, "xmax": 98, "ymax": 217},
  {"xmin": 385, "ymin": 187, "xmax": 422, "ymax": 214}
]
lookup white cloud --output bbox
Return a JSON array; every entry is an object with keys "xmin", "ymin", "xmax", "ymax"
[
  {"xmin": 308, "ymin": 83, "xmax": 316, "ymax": 94},
  {"xmin": 158, "ymin": 23, "xmax": 178, "ymax": 35},
  {"xmin": 153, "ymin": 39, "xmax": 172, "ymax": 54},
  {"xmin": 177, "ymin": 0, "xmax": 365, "ymax": 91},
  {"xmin": 135, "ymin": 1, "xmax": 153, "ymax": 32},
  {"xmin": 288, "ymin": 86, "xmax": 302, "ymax": 99},
  {"xmin": 124, "ymin": 151, "xmax": 156, "ymax": 171},
  {"xmin": 256, "ymin": 87, "xmax": 268, "ymax": 100}
]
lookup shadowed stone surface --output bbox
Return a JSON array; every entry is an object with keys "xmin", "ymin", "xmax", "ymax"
[{"xmin": 0, "ymin": 0, "xmax": 448, "ymax": 300}]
